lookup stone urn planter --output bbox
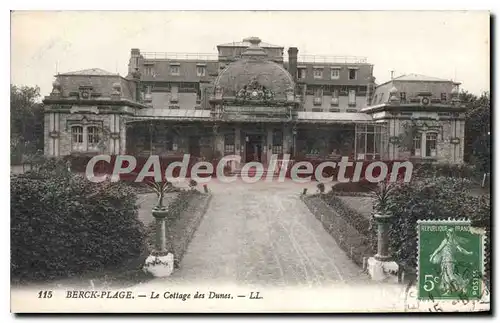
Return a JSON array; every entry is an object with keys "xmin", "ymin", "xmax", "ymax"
[
  {"xmin": 143, "ymin": 181, "xmax": 175, "ymax": 278},
  {"xmin": 366, "ymin": 182, "xmax": 399, "ymax": 282}
]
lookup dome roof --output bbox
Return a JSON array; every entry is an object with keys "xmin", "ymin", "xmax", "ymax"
[{"xmin": 214, "ymin": 37, "xmax": 294, "ymax": 99}]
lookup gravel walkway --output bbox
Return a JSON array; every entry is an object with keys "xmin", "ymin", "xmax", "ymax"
[{"xmin": 162, "ymin": 180, "xmax": 369, "ymax": 286}]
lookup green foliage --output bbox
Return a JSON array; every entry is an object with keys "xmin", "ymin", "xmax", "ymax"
[
  {"xmin": 387, "ymin": 177, "xmax": 490, "ymax": 276},
  {"xmin": 461, "ymin": 90, "xmax": 490, "ymax": 170},
  {"xmin": 11, "ymin": 160, "xmax": 147, "ymax": 282},
  {"xmin": 413, "ymin": 162, "xmax": 478, "ymax": 179},
  {"xmin": 11, "ymin": 85, "xmax": 44, "ymax": 164},
  {"xmin": 370, "ymin": 181, "xmax": 396, "ymax": 213},
  {"xmin": 144, "ymin": 179, "xmax": 175, "ymax": 208}
]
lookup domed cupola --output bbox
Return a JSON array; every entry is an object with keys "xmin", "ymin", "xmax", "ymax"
[{"xmin": 213, "ymin": 37, "xmax": 295, "ymax": 103}]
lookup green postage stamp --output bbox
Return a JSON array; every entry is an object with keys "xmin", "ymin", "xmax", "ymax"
[{"xmin": 418, "ymin": 220, "xmax": 485, "ymax": 301}]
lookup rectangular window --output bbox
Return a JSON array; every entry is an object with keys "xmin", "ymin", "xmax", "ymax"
[
  {"xmin": 272, "ymin": 130, "xmax": 283, "ymax": 154},
  {"xmin": 400, "ymin": 92, "xmax": 407, "ymax": 103},
  {"xmin": 426, "ymin": 133, "xmax": 438, "ymax": 157},
  {"xmin": 196, "ymin": 66, "xmax": 206, "ymax": 77},
  {"xmin": 144, "ymin": 66, "xmax": 153, "ymax": 76},
  {"xmin": 169, "ymin": 65, "xmax": 180, "ymax": 76},
  {"xmin": 412, "ymin": 134, "xmax": 422, "ymax": 157},
  {"xmin": 441, "ymin": 93, "xmax": 447, "ymax": 102},
  {"xmin": 87, "ymin": 126, "xmax": 100, "ymax": 145},
  {"xmin": 224, "ymin": 133, "xmax": 235, "ymax": 153},
  {"xmin": 348, "ymin": 69, "xmax": 357, "ymax": 80},
  {"xmin": 72, "ymin": 126, "xmax": 83, "ymax": 144},
  {"xmin": 313, "ymin": 68, "xmax": 323, "ymax": 79},
  {"xmin": 331, "ymin": 68, "xmax": 340, "ymax": 79},
  {"xmin": 348, "ymin": 89, "xmax": 356, "ymax": 106},
  {"xmin": 355, "ymin": 124, "xmax": 387, "ymax": 160},
  {"xmin": 297, "ymin": 68, "xmax": 306, "ymax": 79}
]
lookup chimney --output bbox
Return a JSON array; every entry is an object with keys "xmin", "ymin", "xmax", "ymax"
[
  {"xmin": 128, "ymin": 48, "xmax": 142, "ymax": 76},
  {"xmin": 288, "ymin": 47, "xmax": 298, "ymax": 81}
]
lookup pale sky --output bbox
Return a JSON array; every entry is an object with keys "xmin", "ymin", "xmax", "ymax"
[{"xmin": 11, "ymin": 11, "xmax": 490, "ymax": 98}]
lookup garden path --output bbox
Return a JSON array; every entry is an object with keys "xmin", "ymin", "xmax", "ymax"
[{"xmin": 158, "ymin": 180, "xmax": 369, "ymax": 286}]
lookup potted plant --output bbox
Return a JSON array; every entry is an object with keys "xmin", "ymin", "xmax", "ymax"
[
  {"xmin": 145, "ymin": 179, "xmax": 174, "ymax": 210},
  {"xmin": 370, "ymin": 181, "xmax": 396, "ymax": 262}
]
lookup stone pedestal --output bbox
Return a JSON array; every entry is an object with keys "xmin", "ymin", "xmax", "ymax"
[
  {"xmin": 367, "ymin": 212, "xmax": 398, "ymax": 281},
  {"xmin": 367, "ymin": 257, "xmax": 398, "ymax": 282},
  {"xmin": 143, "ymin": 206, "xmax": 174, "ymax": 277}
]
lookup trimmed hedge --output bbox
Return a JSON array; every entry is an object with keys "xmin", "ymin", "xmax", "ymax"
[
  {"xmin": 412, "ymin": 162, "xmax": 478, "ymax": 179},
  {"xmin": 303, "ymin": 194, "xmax": 376, "ymax": 267},
  {"xmin": 11, "ymin": 159, "xmax": 147, "ymax": 281},
  {"xmin": 321, "ymin": 193, "xmax": 372, "ymax": 236}
]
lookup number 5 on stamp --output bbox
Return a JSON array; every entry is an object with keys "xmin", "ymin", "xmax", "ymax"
[{"xmin": 417, "ymin": 220, "xmax": 485, "ymax": 300}]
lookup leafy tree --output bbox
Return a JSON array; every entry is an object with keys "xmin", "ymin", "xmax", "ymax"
[
  {"xmin": 10, "ymin": 85, "xmax": 44, "ymax": 163},
  {"xmin": 462, "ymin": 90, "xmax": 490, "ymax": 172}
]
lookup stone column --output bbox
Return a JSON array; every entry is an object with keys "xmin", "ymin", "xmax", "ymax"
[
  {"xmin": 374, "ymin": 212, "xmax": 392, "ymax": 261},
  {"xmin": 266, "ymin": 126, "xmax": 273, "ymax": 164},
  {"xmin": 119, "ymin": 118, "xmax": 127, "ymax": 154},
  {"xmin": 152, "ymin": 206, "xmax": 169, "ymax": 255},
  {"xmin": 283, "ymin": 124, "xmax": 292, "ymax": 156},
  {"xmin": 234, "ymin": 125, "xmax": 241, "ymax": 169}
]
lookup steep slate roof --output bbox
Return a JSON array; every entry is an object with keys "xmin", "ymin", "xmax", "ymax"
[
  {"xmin": 58, "ymin": 68, "xmax": 118, "ymax": 76},
  {"xmin": 393, "ymin": 73, "xmax": 452, "ymax": 82}
]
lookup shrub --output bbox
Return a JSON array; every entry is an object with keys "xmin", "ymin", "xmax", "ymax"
[
  {"xmin": 316, "ymin": 182, "xmax": 325, "ymax": 193},
  {"xmin": 331, "ymin": 179, "xmax": 378, "ymax": 193},
  {"xmin": 386, "ymin": 177, "xmax": 491, "ymax": 279},
  {"xmin": 412, "ymin": 162, "xmax": 478, "ymax": 179},
  {"xmin": 11, "ymin": 160, "xmax": 147, "ymax": 282}
]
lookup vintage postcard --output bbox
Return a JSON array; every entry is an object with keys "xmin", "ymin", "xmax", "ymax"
[{"xmin": 10, "ymin": 10, "xmax": 491, "ymax": 313}]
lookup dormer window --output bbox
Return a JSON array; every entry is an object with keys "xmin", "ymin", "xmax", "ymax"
[
  {"xmin": 169, "ymin": 64, "xmax": 180, "ymax": 76},
  {"xmin": 297, "ymin": 68, "xmax": 306, "ymax": 79},
  {"xmin": 144, "ymin": 66, "xmax": 154, "ymax": 76},
  {"xmin": 331, "ymin": 68, "xmax": 340, "ymax": 79},
  {"xmin": 196, "ymin": 65, "xmax": 206, "ymax": 77},
  {"xmin": 313, "ymin": 68, "xmax": 323, "ymax": 79},
  {"xmin": 400, "ymin": 92, "xmax": 407, "ymax": 103},
  {"xmin": 348, "ymin": 68, "xmax": 357, "ymax": 80}
]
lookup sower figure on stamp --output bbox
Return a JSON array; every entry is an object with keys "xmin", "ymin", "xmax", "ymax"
[{"xmin": 429, "ymin": 228, "xmax": 474, "ymax": 295}]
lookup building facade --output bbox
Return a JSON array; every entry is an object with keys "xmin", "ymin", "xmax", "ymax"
[{"xmin": 43, "ymin": 37, "xmax": 466, "ymax": 167}]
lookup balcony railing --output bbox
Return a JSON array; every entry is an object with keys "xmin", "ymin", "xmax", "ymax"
[
  {"xmin": 142, "ymin": 52, "xmax": 218, "ymax": 61},
  {"xmin": 295, "ymin": 55, "xmax": 368, "ymax": 64}
]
